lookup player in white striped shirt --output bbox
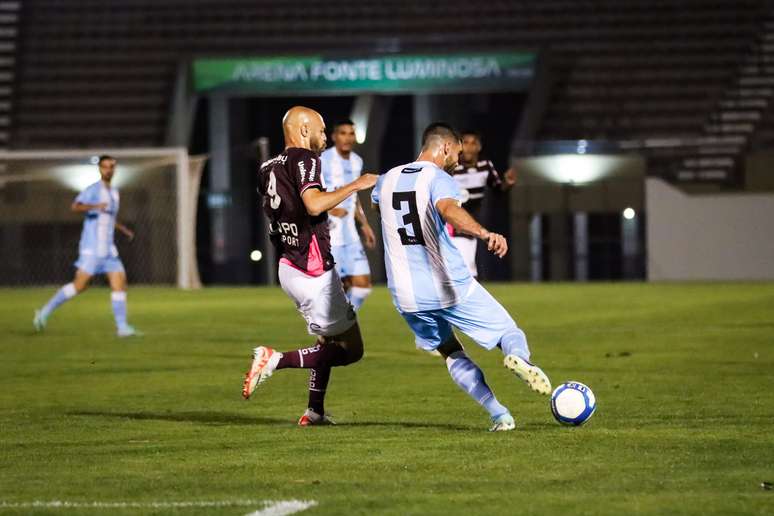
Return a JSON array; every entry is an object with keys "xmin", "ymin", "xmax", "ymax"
[
  {"xmin": 320, "ymin": 120, "xmax": 376, "ymax": 311},
  {"xmin": 372, "ymin": 123, "xmax": 551, "ymax": 431}
]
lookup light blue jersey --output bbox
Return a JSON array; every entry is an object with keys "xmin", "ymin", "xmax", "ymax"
[
  {"xmin": 320, "ymin": 147, "xmax": 363, "ymax": 246},
  {"xmin": 372, "ymin": 161, "xmax": 472, "ymax": 312},
  {"xmin": 74, "ymin": 181, "xmax": 120, "ymax": 260}
]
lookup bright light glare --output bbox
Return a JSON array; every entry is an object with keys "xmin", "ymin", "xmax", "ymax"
[
  {"xmin": 250, "ymin": 250, "xmax": 263, "ymax": 262},
  {"xmin": 623, "ymin": 207, "xmax": 636, "ymax": 220},
  {"xmin": 52, "ymin": 164, "xmax": 136, "ymax": 191},
  {"xmin": 528, "ymin": 155, "xmax": 619, "ymax": 184},
  {"xmin": 52, "ymin": 165, "xmax": 101, "ymax": 191},
  {"xmin": 350, "ymin": 95, "xmax": 373, "ymax": 144},
  {"xmin": 354, "ymin": 124, "xmax": 367, "ymax": 144}
]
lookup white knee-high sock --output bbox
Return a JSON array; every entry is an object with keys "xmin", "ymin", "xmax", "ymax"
[{"xmin": 111, "ymin": 291, "xmax": 128, "ymax": 329}]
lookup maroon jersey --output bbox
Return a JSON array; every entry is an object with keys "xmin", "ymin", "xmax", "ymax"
[{"xmin": 258, "ymin": 147, "xmax": 333, "ymax": 275}]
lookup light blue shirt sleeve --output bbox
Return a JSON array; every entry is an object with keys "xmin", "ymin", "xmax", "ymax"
[
  {"xmin": 430, "ymin": 170, "xmax": 463, "ymax": 206},
  {"xmin": 371, "ymin": 174, "xmax": 384, "ymax": 205},
  {"xmin": 74, "ymin": 183, "xmax": 98, "ymax": 206}
]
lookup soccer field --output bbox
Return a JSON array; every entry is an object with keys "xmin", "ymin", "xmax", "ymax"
[{"xmin": 1, "ymin": 283, "xmax": 773, "ymax": 515}]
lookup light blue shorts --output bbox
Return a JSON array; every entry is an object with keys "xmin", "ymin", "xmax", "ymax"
[
  {"xmin": 331, "ymin": 241, "xmax": 371, "ymax": 278},
  {"xmin": 400, "ymin": 281, "xmax": 518, "ymax": 351},
  {"xmin": 75, "ymin": 254, "xmax": 125, "ymax": 275}
]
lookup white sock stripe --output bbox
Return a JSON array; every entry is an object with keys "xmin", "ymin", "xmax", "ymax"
[
  {"xmin": 308, "ymin": 388, "xmax": 325, "ymax": 392},
  {"xmin": 111, "ymin": 291, "xmax": 127, "ymax": 301},
  {"xmin": 62, "ymin": 283, "xmax": 77, "ymax": 298},
  {"xmin": 478, "ymin": 391, "xmax": 494, "ymax": 404}
]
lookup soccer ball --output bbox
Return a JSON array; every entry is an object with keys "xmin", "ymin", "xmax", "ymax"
[{"xmin": 550, "ymin": 381, "xmax": 596, "ymax": 426}]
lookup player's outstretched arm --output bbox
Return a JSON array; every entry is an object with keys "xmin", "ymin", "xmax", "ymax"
[
  {"xmin": 71, "ymin": 201, "xmax": 108, "ymax": 213},
  {"xmin": 436, "ymin": 198, "xmax": 508, "ymax": 258},
  {"xmin": 302, "ymin": 174, "xmax": 377, "ymax": 217}
]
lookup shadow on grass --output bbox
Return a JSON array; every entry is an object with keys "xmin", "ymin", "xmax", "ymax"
[
  {"xmin": 338, "ymin": 419, "xmax": 564, "ymax": 431},
  {"xmin": 67, "ymin": 410, "xmax": 508, "ymax": 431},
  {"xmin": 68, "ymin": 410, "xmax": 287, "ymax": 426},
  {"xmin": 335, "ymin": 420, "xmax": 478, "ymax": 431}
]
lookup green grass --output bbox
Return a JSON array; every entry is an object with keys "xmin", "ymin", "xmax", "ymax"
[{"xmin": 1, "ymin": 283, "xmax": 774, "ymax": 515}]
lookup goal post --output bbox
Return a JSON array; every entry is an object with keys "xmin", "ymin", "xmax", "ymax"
[{"xmin": 0, "ymin": 148, "xmax": 204, "ymax": 289}]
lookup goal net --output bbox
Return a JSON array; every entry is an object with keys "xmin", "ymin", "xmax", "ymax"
[{"xmin": 0, "ymin": 148, "xmax": 204, "ymax": 289}]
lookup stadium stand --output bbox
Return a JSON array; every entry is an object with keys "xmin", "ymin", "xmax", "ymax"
[
  {"xmin": 0, "ymin": 1, "xmax": 18, "ymax": 150},
  {"xmin": 9, "ymin": 0, "xmax": 773, "ymax": 183}
]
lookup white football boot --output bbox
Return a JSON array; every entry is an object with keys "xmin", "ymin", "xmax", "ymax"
[
  {"xmin": 33, "ymin": 310, "xmax": 47, "ymax": 332},
  {"xmin": 117, "ymin": 324, "xmax": 142, "ymax": 338},
  {"xmin": 489, "ymin": 413, "xmax": 516, "ymax": 432},
  {"xmin": 504, "ymin": 355, "xmax": 552, "ymax": 395},
  {"xmin": 242, "ymin": 346, "xmax": 282, "ymax": 400}
]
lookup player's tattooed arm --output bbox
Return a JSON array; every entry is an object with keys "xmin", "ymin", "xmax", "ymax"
[
  {"xmin": 302, "ymin": 174, "xmax": 378, "ymax": 217},
  {"xmin": 436, "ymin": 198, "xmax": 508, "ymax": 258}
]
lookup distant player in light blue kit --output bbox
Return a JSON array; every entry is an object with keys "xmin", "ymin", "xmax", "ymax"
[
  {"xmin": 34, "ymin": 155, "xmax": 140, "ymax": 337},
  {"xmin": 320, "ymin": 120, "xmax": 377, "ymax": 311},
  {"xmin": 372, "ymin": 123, "xmax": 551, "ymax": 431}
]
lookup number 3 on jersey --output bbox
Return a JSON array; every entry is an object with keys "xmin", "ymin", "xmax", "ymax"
[
  {"xmin": 267, "ymin": 171, "xmax": 281, "ymax": 209},
  {"xmin": 392, "ymin": 191, "xmax": 425, "ymax": 246}
]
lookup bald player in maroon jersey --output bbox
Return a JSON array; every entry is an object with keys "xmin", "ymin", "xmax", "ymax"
[{"xmin": 242, "ymin": 106, "xmax": 377, "ymax": 426}]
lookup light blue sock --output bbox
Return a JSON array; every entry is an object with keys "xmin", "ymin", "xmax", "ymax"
[
  {"xmin": 500, "ymin": 327, "xmax": 531, "ymax": 361},
  {"xmin": 41, "ymin": 283, "xmax": 77, "ymax": 319},
  {"xmin": 347, "ymin": 286, "xmax": 371, "ymax": 311},
  {"xmin": 446, "ymin": 351, "xmax": 509, "ymax": 419},
  {"xmin": 111, "ymin": 291, "xmax": 128, "ymax": 329}
]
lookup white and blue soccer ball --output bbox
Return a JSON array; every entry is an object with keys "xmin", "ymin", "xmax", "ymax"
[{"xmin": 550, "ymin": 381, "xmax": 596, "ymax": 426}]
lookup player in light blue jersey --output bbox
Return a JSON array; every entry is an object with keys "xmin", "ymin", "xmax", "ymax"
[
  {"xmin": 320, "ymin": 120, "xmax": 376, "ymax": 311},
  {"xmin": 372, "ymin": 123, "xmax": 551, "ymax": 432},
  {"xmin": 34, "ymin": 155, "xmax": 140, "ymax": 337}
]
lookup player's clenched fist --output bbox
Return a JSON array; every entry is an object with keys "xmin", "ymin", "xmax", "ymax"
[{"xmin": 481, "ymin": 230, "xmax": 508, "ymax": 258}]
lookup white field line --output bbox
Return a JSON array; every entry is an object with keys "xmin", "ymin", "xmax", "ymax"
[
  {"xmin": 245, "ymin": 500, "xmax": 318, "ymax": 516},
  {"xmin": 0, "ymin": 499, "xmax": 317, "ymax": 514}
]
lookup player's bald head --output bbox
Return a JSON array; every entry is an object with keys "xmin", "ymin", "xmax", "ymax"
[
  {"xmin": 283, "ymin": 106, "xmax": 322, "ymax": 130},
  {"xmin": 282, "ymin": 106, "xmax": 327, "ymax": 153}
]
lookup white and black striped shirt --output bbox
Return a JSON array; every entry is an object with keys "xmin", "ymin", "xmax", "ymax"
[{"xmin": 451, "ymin": 159, "xmax": 502, "ymax": 216}]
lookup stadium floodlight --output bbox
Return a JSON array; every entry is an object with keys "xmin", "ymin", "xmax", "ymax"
[
  {"xmin": 0, "ymin": 148, "xmax": 204, "ymax": 289},
  {"xmin": 527, "ymin": 154, "xmax": 619, "ymax": 184},
  {"xmin": 350, "ymin": 95, "xmax": 373, "ymax": 144}
]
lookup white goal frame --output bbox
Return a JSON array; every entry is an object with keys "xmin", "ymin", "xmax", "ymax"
[{"xmin": 0, "ymin": 147, "xmax": 202, "ymax": 289}]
